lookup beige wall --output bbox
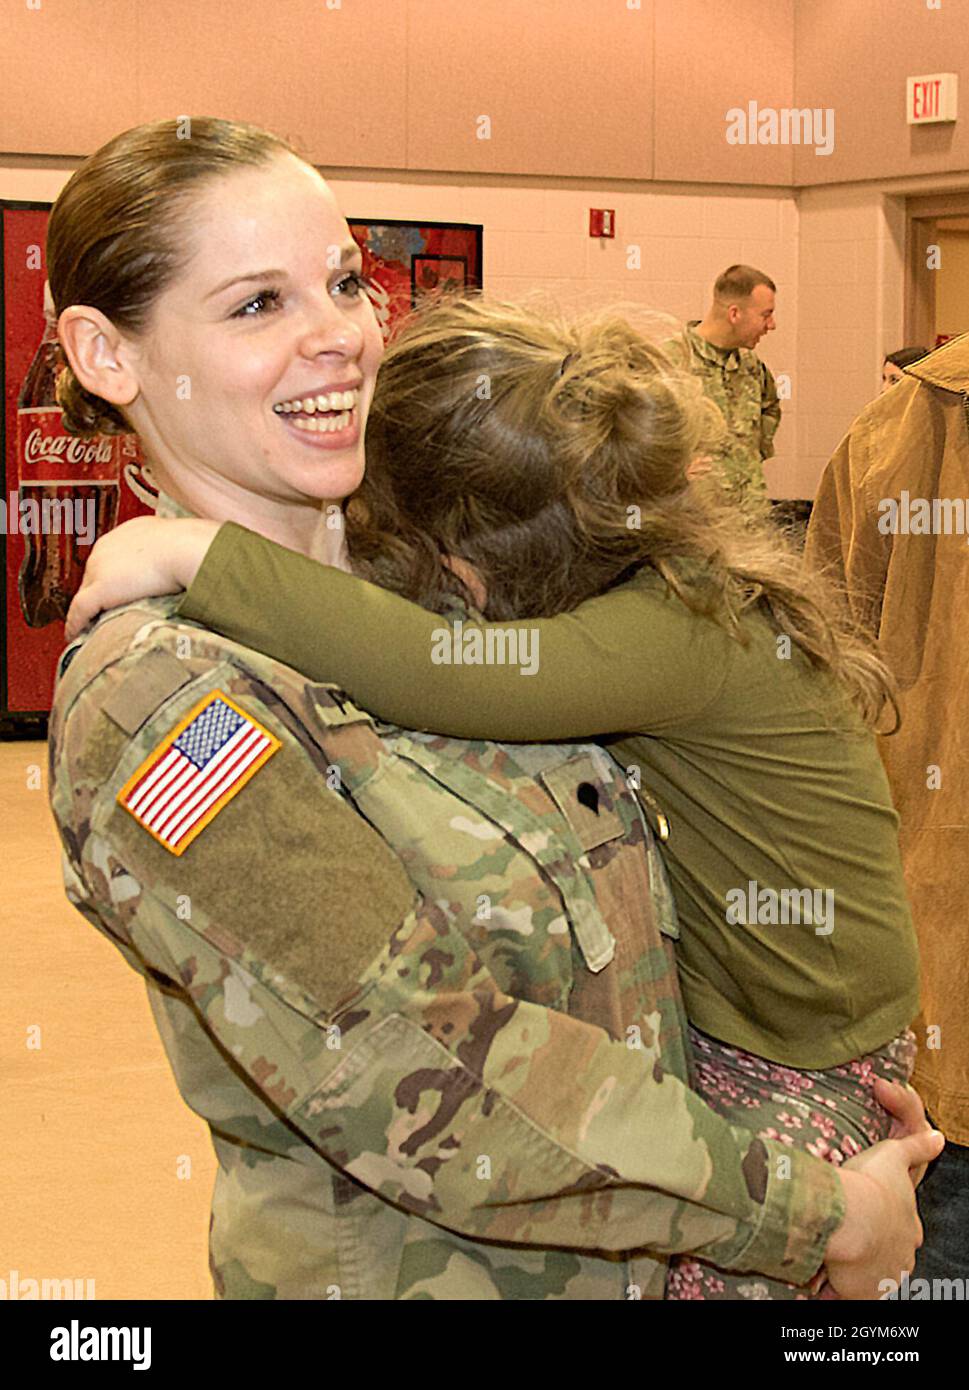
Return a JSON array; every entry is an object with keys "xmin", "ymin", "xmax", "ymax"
[
  {"xmin": 3, "ymin": 1, "xmax": 969, "ymax": 188},
  {"xmin": 794, "ymin": 0, "xmax": 969, "ymax": 187},
  {"xmin": 794, "ymin": 187, "xmax": 907, "ymax": 498},
  {"xmin": 653, "ymin": 0, "xmax": 795, "ymax": 185},
  {"xmin": 0, "ymin": 0, "xmax": 657, "ymax": 176}
]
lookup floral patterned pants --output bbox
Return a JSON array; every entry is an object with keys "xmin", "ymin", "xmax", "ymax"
[{"xmin": 665, "ymin": 1024, "xmax": 918, "ymax": 1300}]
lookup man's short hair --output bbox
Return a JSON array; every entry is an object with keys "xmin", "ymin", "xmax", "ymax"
[{"xmin": 714, "ymin": 265, "xmax": 776, "ymax": 302}]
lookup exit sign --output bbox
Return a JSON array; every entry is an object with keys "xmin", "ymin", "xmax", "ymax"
[{"xmin": 907, "ymin": 73, "xmax": 958, "ymax": 124}]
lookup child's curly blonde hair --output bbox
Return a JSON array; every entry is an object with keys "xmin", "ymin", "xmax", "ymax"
[{"xmin": 348, "ymin": 290, "xmax": 897, "ymax": 731}]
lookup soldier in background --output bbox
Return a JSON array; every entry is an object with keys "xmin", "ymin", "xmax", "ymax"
[{"xmin": 674, "ymin": 265, "xmax": 781, "ymax": 516}]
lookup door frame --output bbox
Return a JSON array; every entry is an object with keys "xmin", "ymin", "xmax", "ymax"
[{"xmin": 906, "ymin": 191, "xmax": 969, "ymax": 347}]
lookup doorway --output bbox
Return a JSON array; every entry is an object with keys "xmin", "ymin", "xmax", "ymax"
[{"xmin": 906, "ymin": 191, "xmax": 969, "ymax": 351}]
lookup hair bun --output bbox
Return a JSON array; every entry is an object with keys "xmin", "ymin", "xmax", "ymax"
[{"xmin": 54, "ymin": 364, "xmax": 129, "ymax": 438}]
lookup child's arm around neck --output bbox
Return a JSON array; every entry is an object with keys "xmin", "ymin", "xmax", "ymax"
[{"xmin": 176, "ymin": 522, "xmax": 729, "ymax": 742}]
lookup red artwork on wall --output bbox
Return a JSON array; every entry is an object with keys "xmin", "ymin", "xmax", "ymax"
[{"xmin": 346, "ymin": 218, "xmax": 483, "ymax": 343}]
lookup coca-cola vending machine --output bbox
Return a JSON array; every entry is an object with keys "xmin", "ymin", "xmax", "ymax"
[{"xmin": 2, "ymin": 201, "xmax": 155, "ymax": 729}]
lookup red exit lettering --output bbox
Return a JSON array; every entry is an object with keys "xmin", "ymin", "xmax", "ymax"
[{"xmin": 913, "ymin": 79, "xmax": 942, "ymax": 119}]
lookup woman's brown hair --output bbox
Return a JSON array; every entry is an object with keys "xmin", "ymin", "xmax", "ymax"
[
  {"xmin": 47, "ymin": 116, "xmax": 303, "ymax": 437},
  {"xmin": 348, "ymin": 291, "xmax": 898, "ymax": 730}
]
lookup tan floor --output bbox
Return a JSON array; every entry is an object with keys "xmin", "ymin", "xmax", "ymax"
[{"xmin": 1, "ymin": 738, "xmax": 215, "ymax": 1300}]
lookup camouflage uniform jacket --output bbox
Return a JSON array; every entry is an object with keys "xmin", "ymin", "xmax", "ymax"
[
  {"xmin": 674, "ymin": 321, "xmax": 781, "ymax": 510},
  {"xmin": 47, "ymin": 541, "xmax": 843, "ymax": 1301}
]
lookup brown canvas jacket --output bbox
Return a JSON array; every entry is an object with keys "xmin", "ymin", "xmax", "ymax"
[{"xmin": 805, "ymin": 334, "xmax": 969, "ymax": 1143}]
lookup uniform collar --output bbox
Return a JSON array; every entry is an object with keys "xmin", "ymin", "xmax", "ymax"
[
  {"xmin": 903, "ymin": 332, "xmax": 969, "ymax": 395},
  {"xmin": 149, "ymin": 479, "xmax": 200, "ymax": 521},
  {"xmin": 131, "ymin": 463, "xmax": 199, "ymax": 521},
  {"xmin": 686, "ymin": 320, "xmax": 745, "ymax": 370}
]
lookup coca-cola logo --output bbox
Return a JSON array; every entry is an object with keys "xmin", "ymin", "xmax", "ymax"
[{"xmin": 23, "ymin": 428, "xmax": 114, "ymax": 468}]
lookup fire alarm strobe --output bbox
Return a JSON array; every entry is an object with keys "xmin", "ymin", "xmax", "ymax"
[{"xmin": 589, "ymin": 209, "xmax": 615, "ymax": 238}]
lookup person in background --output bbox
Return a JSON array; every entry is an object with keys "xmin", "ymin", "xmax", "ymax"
[
  {"xmin": 881, "ymin": 347, "xmax": 929, "ymax": 393},
  {"xmin": 806, "ymin": 332, "xmax": 969, "ymax": 1284},
  {"xmin": 671, "ymin": 264, "xmax": 780, "ymax": 516}
]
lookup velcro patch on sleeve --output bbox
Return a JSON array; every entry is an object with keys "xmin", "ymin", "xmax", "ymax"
[
  {"xmin": 100, "ymin": 647, "xmax": 194, "ymax": 737},
  {"xmin": 117, "ymin": 689, "xmax": 281, "ymax": 855}
]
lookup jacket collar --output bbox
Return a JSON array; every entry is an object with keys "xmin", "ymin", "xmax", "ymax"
[
  {"xmin": 903, "ymin": 332, "xmax": 969, "ymax": 394},
  {"xmin": 686, "ymin": 320, "xmax": 747, "ymax": 370}
]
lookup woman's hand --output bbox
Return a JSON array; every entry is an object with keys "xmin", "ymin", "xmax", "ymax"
[{"xmin": 65, "ymin": 516, "xmax": 221, "ymax": 641}]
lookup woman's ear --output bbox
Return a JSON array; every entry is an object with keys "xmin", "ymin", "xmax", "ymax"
[{"xmin": 58, "ymin": 306, "xmax": 139, "ymax": 409}]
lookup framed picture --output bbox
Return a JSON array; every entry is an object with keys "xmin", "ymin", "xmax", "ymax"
[
  {"xmin": 1, "ymin": 205, "xmax": 483, "ymax": 727},
  {"xmin": 346, "ymin": 218, "xmax": 483, "ymax": 341}
]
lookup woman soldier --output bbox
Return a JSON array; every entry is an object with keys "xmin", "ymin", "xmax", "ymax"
[{"xmin": 51, "ymin": 118, "xmax": 937, "ymax": 1300}]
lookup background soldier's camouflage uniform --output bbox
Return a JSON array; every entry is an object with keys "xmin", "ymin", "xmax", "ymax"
[
  {"xmin": 47, "ymin": 500, "xmax": 844, "ymax": 1300},
  {"xmin": 671, "ymin": 320, "xmax": 782, "ymax": 516}
]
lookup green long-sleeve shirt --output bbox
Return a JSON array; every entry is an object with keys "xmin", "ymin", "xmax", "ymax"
[{"xmin": 179, "ymin": 524, "xmax": 920, "ymax": 1069}]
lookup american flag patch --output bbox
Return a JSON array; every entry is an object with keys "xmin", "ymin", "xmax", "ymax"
[{"xmin": 117, "ymin": 690, "xmax": 281, "ymax": 855}]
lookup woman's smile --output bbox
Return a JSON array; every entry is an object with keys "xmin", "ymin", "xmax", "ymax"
[
  {"xmin": 276, "ymin": 403, "xmax": 361, "ymax": 448},
  {"xmin": 273, "ymin": 383, "xmax": 362, "ymax": 446}
]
